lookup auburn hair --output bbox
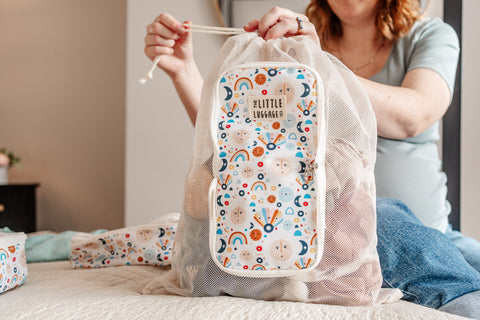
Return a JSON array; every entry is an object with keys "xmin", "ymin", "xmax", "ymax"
[{"xmin": 306, "ymin": 0, "xmax": 422, "ymax": 44}]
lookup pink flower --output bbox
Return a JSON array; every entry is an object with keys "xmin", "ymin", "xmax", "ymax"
[{"xmin": 0, "ymin": 153, "xmax": 9, "ymax": 167}]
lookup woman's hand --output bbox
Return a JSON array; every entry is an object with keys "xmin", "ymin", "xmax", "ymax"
[
  {"xmin": 144, "ymin": 13, "xmax": 203, "ymax": 125},
  {"xmin": 144, "ymin": 13, "xmax": 193, "ymax": 79},
  {"xmin": 244, "ymin": 7, "xmax": 320, "ymax": 46}
]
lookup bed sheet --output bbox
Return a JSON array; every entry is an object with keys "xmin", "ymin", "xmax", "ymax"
[{"xmin": 0, "ymin": 261, "xmax": 468, "ymax": 320}]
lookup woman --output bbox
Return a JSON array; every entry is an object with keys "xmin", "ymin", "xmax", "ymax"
[{"xmin": 144, "ymin": 1, "xmax": 480, "ymax": 317}]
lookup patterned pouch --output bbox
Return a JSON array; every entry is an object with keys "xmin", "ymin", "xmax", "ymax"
[
  {"xmin": 69, "ymin": 220, "xmax": 177, "ymax": 268},
  {"xmin": 209, "ymin": 63, "xmax": 326, "ymax": 276},
  {"xmin": 0, "ymin": 232, "xmax": 27, "ymax": 293}
]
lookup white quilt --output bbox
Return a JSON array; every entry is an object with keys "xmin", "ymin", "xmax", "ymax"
[{"xmin": 0, "ymin": 261, "xmax": 468, "ymax": 320}]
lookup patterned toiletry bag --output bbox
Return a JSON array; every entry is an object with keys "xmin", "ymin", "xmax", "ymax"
[{"xmin": 0, "ymin": 232, "xmax": 28, "ymax": 293}]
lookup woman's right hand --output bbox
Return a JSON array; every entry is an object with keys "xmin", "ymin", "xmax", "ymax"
[{"xmin": 144, "ymin": 13, "xmax": 193, "ymax": 79}]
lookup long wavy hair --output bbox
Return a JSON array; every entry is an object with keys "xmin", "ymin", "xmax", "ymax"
[{"xmin": 306, "ymin": 0, "xmax": 423, "ymax": 44}]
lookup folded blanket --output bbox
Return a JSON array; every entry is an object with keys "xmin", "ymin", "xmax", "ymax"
[{"xmin": 0, "ymin": 227, "xmax": 105, "ymax": 263}]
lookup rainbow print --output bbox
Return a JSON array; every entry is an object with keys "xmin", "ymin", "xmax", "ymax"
[
  {"xmin": 251, "ymin": 264, "xmax": 266, "ymax": 270},
  {"xmin": 11, "ymin": 274, "xmax": 18, "ymax": 284},
  {"xmin": 310, "ymin": 233, "xmax": 318, "ymax": 246},
  {"xmin": 230, "ymin": 149, "xmax": 249, "ymax": 162},
  {"xmin": 234, "ymin": 77, "xmax": 254, "ymax": 91},
  {"xmin": 228, "ymin": 231, "xmax": 248, "ymax": 245},
  {"xmin": 0, "ymin": 249, "xmax": 9, "ymax": 260},
  {"xmin": 251, "ymin": 181, "xmax": 267, "ymax": 191}
]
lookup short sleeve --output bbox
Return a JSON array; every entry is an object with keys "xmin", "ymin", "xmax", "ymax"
[{"xmin": 407, "ymin": 18, "xmax": 460, "ymax": 97}]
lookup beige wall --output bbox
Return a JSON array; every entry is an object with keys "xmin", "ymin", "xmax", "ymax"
[
  {"xmin": 461, "ymin": 0, "xmax": 480, "ymax": 240},
  {"xmin": 0, "ymin": 1, "xmax": 126, "ymax": 232},
  {"xmin": 125, "ymin": 0, "xmax": 225, "ymax": 226},
  {"xmin": 2, "ymin": 0, "xmax": 476, "ymax": 239}
]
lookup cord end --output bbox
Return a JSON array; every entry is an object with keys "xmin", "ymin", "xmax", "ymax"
[{"xmin": 139, "ymin": 71, "xmax": 153, "ymax": 84}]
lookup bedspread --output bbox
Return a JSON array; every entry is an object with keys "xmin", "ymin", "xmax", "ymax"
[{"xmin": 0, "ymin": 261, "xmax": 468, "ymax": 320}]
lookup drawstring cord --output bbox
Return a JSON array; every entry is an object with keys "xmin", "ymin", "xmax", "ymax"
[
  {"xmin": 185, "ymin": 23, "xmax": 246, "ymax": 35},
  {"xmin": 139, "ymin": 23, "xmax": 247, "ymax": 84}
]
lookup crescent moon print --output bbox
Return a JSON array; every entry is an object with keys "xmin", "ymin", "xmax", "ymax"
[
  {"xmin": 218, "ymin": 121, "xmax": 225, "ymax": 130},
  {"xmin": 299, "ymin": 240, "xmax": 309, "ymax": 256},
  {"xmin": 297, "ymin": 121, "xmax": 304, "ymax": 133},
  {"xmin": 158, "ymin": 228, "xmax": 165, "ymax": 238},
  {"xmin": 217, "ymin": 195, "xmax": 224, "ymax": 207},
  {"xmin": 219, "ymin": 159, "xmax": 228, "ymax": 172},
  {"xmin": 294, "ymin": 195, "xmax": 302, "ymax": 207},
  {"xmin": 301, "ymin": 83, "xmax": 310, "ymax": 98},
  {"xmin": 218, "ymin": 239, "xmax": 227, "ymax": 253},
  {"xmin": 299, "ymin": 161, "xmax": 306, "ymax": 173},
  {"xmin": 224, "ymin": 86, "xmax": 233, "ymax": 101}
]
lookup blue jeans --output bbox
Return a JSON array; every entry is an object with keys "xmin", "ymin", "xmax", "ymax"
[
  {"xmin": 446, "ymin": 226, "xmax": 480, "ymax": 273},
  {"xmin": 376, "ymin": 198, "xmax": 480, "ymax": 309}
]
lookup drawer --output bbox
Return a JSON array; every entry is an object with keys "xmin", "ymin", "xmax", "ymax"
[{"xmin": 0, "ymin": 187, "xmax": 37, "ymax": 233}]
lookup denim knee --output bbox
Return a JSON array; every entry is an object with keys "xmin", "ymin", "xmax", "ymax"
[{"xmin": 376, "ymin": 198, "xmax": 480, "ymax": 308}]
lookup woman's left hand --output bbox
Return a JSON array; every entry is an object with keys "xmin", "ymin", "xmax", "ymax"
[{"xmin": 244, "ymin": 7, "xmax": 320, "ymax": 46}]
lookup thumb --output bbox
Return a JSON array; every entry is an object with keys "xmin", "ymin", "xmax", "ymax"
[{"xmin": 179, "ymin": 20, "xmax": 193, "ymax": 44}]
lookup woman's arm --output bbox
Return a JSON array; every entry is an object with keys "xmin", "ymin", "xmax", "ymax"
[
  {"xmin": 144, "ymin": 13, "xmax": 203, "ymax": 126},
  {"xmin": 359, "ymin": 68, "xmax": 451, "ymax": 139},
  {"xmin": 171, "ymin": 61, "xmax": 203, "ymax": 125}
]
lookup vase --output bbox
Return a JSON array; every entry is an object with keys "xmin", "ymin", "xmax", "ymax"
[{"xmin": 0, "ymin": 167, "xmax": 8, "ymax": 185}]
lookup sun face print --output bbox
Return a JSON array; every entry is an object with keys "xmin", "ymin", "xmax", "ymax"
[
  {"xmin": 240, "ymin": 250, "xmax": 253, "ymax": 261},
  {"xmin": 275, "ymin": 82, "xmax": 295, "ymax": 103},
  {"xmin": 233, "ymin": 129, "xmax": 250, "ymax": 144},
  {"xmin": 230, "ymin": 207, "xmax": 247, "ymax": 224},
  {"xmin": 241, "ymin": 166, "xmax": 255, "ymax": 179},
  {"xmin": 272, "ymin": 158, "xmax": 292, "ymax": 177},
  {"xmin": 136, "ymin": 229, "xmax": 154, "ymax": 242},
  {"xmin": 270, "ymin": 239, "xmax": 293, "ymax": 261}
]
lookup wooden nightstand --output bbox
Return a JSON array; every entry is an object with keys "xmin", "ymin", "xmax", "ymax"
[{"xmin": 0, "ymin": 184, "xmax": 39, "ymax": 233}]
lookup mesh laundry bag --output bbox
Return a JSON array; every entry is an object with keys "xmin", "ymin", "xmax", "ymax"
[{"xmin": 158, "ymin": 33, "xmax": 381, "ymax": 305}]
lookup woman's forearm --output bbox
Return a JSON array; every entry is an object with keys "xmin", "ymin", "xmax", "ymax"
[
  {"xmin": 358, "ymin": 68, "xmax": 451, "ymax": 140},
  {"xmin": 171, "ymin": 60, "xmax": 203, "ymax": 126}
]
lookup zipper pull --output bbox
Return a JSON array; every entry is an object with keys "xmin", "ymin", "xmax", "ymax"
[{"xmin": 305, "ymin": 161, "xmax": 318, "ymax": 178}]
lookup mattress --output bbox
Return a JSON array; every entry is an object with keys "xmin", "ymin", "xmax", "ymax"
[{"xmin": 0, "ymin": 261, "xmax": 468, "ymax": 320}]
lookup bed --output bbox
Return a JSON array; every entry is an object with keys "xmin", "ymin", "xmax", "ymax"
[
  {"xmin": 0, "ymin": 261, "xmax": 468, "ymax": 320},
  {"xmin": 0, "ymin": 1, "xmax": 467, "ymax": 318}
]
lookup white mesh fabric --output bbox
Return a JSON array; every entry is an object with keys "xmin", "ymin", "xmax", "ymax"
[{"xmin": 159, "ymin": 33, "xmax": 381, "ymax": 305}]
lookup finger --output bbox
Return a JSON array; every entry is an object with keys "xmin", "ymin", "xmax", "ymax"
[
  {"xmin": 178, "ymin": 20, "xmax": 192, "ymax": 45},
  {"xmin": 257, "ymin": 7, "xmax": 296, "ymax": 37},
  {"xmin": 243, "ymin": 19, "xmax": 259, "ymax": 32},
  {"xmin": 286, "ymin": 19, "xmax": 320, "ymax": 45},
  {"xmin": 144, "ymin": 34, "xmax": 176, "ymax": 47},
  {"xmin": 147, "ymin": 21, "xmax": 179, "ymax": 40},
  {"xmin": 263, "ymin": 19, "xmax": 297, "ymax": 41},
  {"xmin": 144, "ymin": 45, "xmax": 174, "ymax": 60},
  {"xmin": 154, "ymin": 12, "xmax": 186, "ymax": 36}
]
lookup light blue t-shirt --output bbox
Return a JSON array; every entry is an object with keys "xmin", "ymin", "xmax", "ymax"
[{"xmin": 370, "ymin": 18, "xmax": 460, "ymax": 232}]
